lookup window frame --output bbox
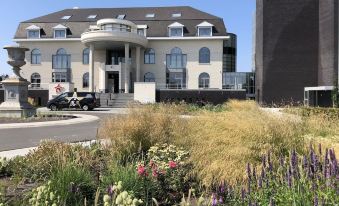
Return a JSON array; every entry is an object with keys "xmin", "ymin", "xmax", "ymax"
[
  {"xmin": 54, "ymin": 29, "xmax": 67, "ymax": 38},
  {"xmin": 169, "ymin": 27, "xmax": 183, "ymax": 37},
  {"xmin": 27, "ymin": 30, "xmax": 40, "ymax": 39},
  {"xmin": 198, "ymin": 72, "xmax": 210, "ymax": 89},
  {"xmin": 30, "ymin": 73, "xmax": 41, "ymax": 88},
  {"xmin": 82, "ymin": 72, "xmax": 89, "ymax": 88},
  {"xmin": 144, "ymin": 48, "xmax": 155, "ymax": 64},
  {"xmin": 199, "ymin": 47, "xmax": 211, "ymax": 64},
  {"xmin": 144, "ymin": 72, "xmax": 155, "ymax": 82},
  {"xmin": 82, "ymin": 48, "xmax": 89, "ymax": 65},
  {"xmin": 31, "ymin": 49, "xmax": 41, "ymax": 65},
  {"xmin": 198, "ymin": 26, "xmax": 212, "ymax": 37}
]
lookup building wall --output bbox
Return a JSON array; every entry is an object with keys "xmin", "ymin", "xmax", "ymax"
[
  {"xmin": 144, "ymin": 39, "xmax": 223, "ymax": 89},
  {"xmin": 319, "ymin": 0, "xmax": 339, "ymax": 86},
  {"xmin": 19, "ymin": 38, "xmax": 224, "ymax": 92},
  {"xmin": 255, "ymin": 0, "xmax": 320, "ymax": 105}
]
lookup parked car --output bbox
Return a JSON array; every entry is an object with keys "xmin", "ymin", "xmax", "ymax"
[{"xmin": 47, "ymin": 92, "xmax": 100, "ymax": 111}]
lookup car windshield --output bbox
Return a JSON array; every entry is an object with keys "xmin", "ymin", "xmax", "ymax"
[{"xmin": 56, "ymin": 93, "xmax": 67, "ymax": 99}]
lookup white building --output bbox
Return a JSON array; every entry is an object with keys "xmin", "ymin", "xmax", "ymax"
[{"xmin": 13, "ymin": 6, "xmax": 237, "ymax": 101}]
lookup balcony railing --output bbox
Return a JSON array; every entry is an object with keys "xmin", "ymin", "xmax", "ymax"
[{"xmin": 157, "ymin": 83, "xmax": 187, "ymax": 90}]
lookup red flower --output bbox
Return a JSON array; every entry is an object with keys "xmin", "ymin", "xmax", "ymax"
[
  {"xmin": 169, "ymin": 161, "xmax": 177, "ymax": 169},
  {"xmin": 137, "ymin": 165, "xmax": 147, "ymax": 176}
]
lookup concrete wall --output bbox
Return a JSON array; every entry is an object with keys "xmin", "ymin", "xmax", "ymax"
[
  {"xmin": 156, "ymin": 89, "xmax": 246, "ymax": 105},
  {"xmin": 134, "ymin": 82, "xmax": 156, "ymax": 103},
  {"xmin": 256, "ymin": 0, "xmax": 320, "ymax": 105}
]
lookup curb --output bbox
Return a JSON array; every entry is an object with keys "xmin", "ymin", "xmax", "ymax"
[{"xmin": 0, "ymin": 114, "xmax": 99, "ymax": 129}]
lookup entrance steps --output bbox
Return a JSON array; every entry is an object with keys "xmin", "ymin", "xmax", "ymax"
[{"xmin": 99, "ymin": 93, "xmax": 134, "ymax": 108}]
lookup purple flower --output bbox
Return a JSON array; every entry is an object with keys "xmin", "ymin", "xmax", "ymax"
[
  {"xmin": 318, "ymin": 143, "xmax": 322, "ymax": 155},
  {"xmin": 258, "ymin": 177, "xmax": 263, "ymax": 188},
  {"xmin": 241, "ymin": 188, "xmax": 246, "ymax": 202},
  {"xmin": 252, "ymin": 167, "xmax": 257, "ymax": 181},
  {"xmin": 303, "ymin": 155, "xmax": 308, "ymax": 170},
  {"xmin": 219, "ymin": 197, "xmax": 223, "ymax": 204},
  {"xmin": 279, "ymin": 155, "xmax": 285, "ymax": 167},
  {"xmin": 262, "ymin": 155, "xmax": 267, "ymax": 168},
  {"xmin": 107, "ymin": 185, "xmax": 114, "ymax": 196},
  {"xmin": 212, "ymin": 194, "xmax": 217, "ymax": 206},
  {"xmin": 247, "ymin": 163, "xmax": 252, "ymax": 181},
  {"xmin": 314, "ymin": 194, "xmax": 318, "ymax": 206}
]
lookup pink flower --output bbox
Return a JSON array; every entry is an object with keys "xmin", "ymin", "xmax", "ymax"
[
  {"xmin": 137, "ymin": 165, "xmax": 147, "ymax": 176},
  {"xmin": 169, "ymin": 161, "xmax": 177, "ymax": 169},
  {"xmin": 152, "ymin": 169, "xmax": 158, "ymax": 177}
]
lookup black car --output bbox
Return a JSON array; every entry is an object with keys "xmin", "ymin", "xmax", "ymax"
[{"xmin": 47, "ymin": 92, "xmax": 100, "ymax": 111}]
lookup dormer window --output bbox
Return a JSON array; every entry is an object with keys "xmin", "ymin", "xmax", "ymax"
[
  {"xmin": 172, "ymin": 13, "xmax": 182, "ymax": 18},
  {"xmin": 145, "ymin": 13, "xmax": 155, "ymax": 18},
  {"xmin": 53, "ymin": 24, "xmax": 67, "ymax": 38},
  {"xmin": 117, "ymin": 14, "xmax": 126, "ymax": 19},
  {"xmin": 137, "ymin": 25, "xmax": 147, "ymax": 37},
  {"xmin": 87, "ymin": 15, "xmax": 97, "ymax": 19},
  {"xmin": 26, "ymin": 25, "xmax": 41, "ymax": 39},
  {"xmin": 197, "ymin": 21, "xmax": 214, "ymax": 37},
  {"xmin": 61, "ymin": 15, "xmax": 72, "ymax": 20},
  {"xmin": 168, "ymin": 22, "xmax": 184, "ymax": 37}
]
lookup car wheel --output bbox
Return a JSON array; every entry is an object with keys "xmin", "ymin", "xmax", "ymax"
[
  {"xmin": 82, "ymin": 104, "xmax": 89, "ymax": 111},
  {"xmin": 50, "ymin": 104, "xmax": 57, "ymax": 111}
]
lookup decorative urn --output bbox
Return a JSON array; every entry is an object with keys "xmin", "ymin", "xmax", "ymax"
[{"xmin": 3, "ymin": 45, "xmax": 29, "ymax": 80}]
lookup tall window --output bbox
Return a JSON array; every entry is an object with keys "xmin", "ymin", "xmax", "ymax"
[
  {"xmin": 199, "ymin": 47, "xmax": 210, "ymax": 63},
  {"xmin": 31, "ymin": 49, "xmax": 41, "ymax": 64},
  {"xmin": 83, "ymin": 72, "xmax": 89, "ymax": 88},
  {"xmin": 144, "ymin": 49, "xmax": 155, "ymax": 64},
  {"xmin": 199, "ymin": 73, "xmax": 210, "ymax": 88},
  {"xmin": 144, "ymin": 72, "xmax": 155, "ymax": 82},
  {"xmin": 83, "ymin": 48, "xmax": 89, "ymax": 64},
  {"xmin": 53, "ymin": 48, "xmax": 70, "ymax": 69},
  {"xmin": 30, "ymin": 73, "xmax": 41, "ymax": 88},
  {"xmin": 166, "ymin": 47, "xmax": 187, "ymax": 69}
]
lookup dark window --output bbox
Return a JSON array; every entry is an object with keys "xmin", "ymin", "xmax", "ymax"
[
  {"xmin": 144, "ymin": 72, "xmax": 155, "ymax": 82},
  {"xmin": 31, "ymin": 73, "xmax": 41, "ymax": 87},
  {"xmin": 83, "ymin": 48, "xmax": 89, "ymax": 64},
  {"xmin": 52, "ymin": 48, "xmax": 71, "ymax": 69},
  {"xmin": 199, "ymin": 73, "xmax": 210, "ymax": 88},
  {"xmin": 31, "ymin": 49, "xmax": 41, "ymax": 64},
  {"xmin": 199, "ymin": 47, "xmax": 210, "ymax": 63},
  {"xmin": 83, "ymin": 72, "xmax": 89, "ymax": 88},
  {"xmin": 144, "ymin": 48, "xmax": 155, "ymax": 64}
]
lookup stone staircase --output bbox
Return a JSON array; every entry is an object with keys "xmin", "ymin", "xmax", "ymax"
[{"xmin": 99, "ymin": 93, "xmax": 134, "ymax": 108}]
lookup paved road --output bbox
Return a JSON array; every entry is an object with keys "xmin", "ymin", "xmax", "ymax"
[{"xmin": 0, "ymin": 111, "xmax": 116, "ymax": 151}]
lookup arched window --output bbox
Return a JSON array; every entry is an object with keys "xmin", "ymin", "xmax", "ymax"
[
  {"xmin": 53, "ymin": 48, "xmax": 70, "ymax": 69},
  {"xmin": 144, "ymin": 72, "xmax": 155, "ymax": 82},
  {"xmin": 31, "ymin": 49, "xmax": 41, "ymax": 64},
  {"xmin": 83, "ymin": 72, "xmax": 89, "ymax": 88},
  {"xmin": 167, "ymin": 47, "xmax": 186, "ymax": 69},
  {"xmin": 199, "ymin": 47, "xmax": 210, "ymax": 63},
  {"xmin": 171, "ymin": 47, "xmax": 182, "ymax": 54},
  {"xmin": 83, "ymin": 48, "xmax": 89, "ymax": 64},
  {"xmin": 56, "ymin": 48, "xmax": 67, "ymax": 55},
  {"xmin": 31, "ymin": 73, "xmax": 41, "ymax": 88},
  {"xmin": 144, "ymin": 48, "xmax": 155, "ymax": 64},
  {"xmin": 199, "ymin": 73, "xmax": 210, "ymax": 88}
]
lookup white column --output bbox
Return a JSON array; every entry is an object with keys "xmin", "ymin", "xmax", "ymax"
[
  {"xmin": 89, "ymin": 44, "xmax": 95, "ymax": 92},
  {"xmin": 124, "ymin": 43, "xmax": 130, "ymax": 93},
  {"xmin": 99, "ymin": 63, "xmax": 106, "ymax": 92},
  {"xmin": 136, "ymin": 46, "xmax": 141, "ymax": 82}
]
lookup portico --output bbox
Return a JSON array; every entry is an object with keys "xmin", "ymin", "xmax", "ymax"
[{"xmin": 81, "ymin": 18, "xmax": 148, "ymax": 93}]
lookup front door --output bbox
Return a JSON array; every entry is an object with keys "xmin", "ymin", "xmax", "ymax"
[{"xmin": 107, "ymin": 72, "xmax": 119, "ymax": 93}]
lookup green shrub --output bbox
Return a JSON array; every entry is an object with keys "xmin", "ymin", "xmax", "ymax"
[
  {"xmin": 48, "ymin": 164, "xmax": 96, "ymax": 206},
  {"xmin": 102, "ymin": 181, "xmax": 143, "ymax": 206},
  {"xmin": 28, "ymin": 181, "xmax": 61, "ymax": 206}
]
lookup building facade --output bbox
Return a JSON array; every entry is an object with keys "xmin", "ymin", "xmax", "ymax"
[
  {"xmin": 255, "ymin": 0, "xmax": 339, "ymax": 106},
  {"xmin": 13, "ymin": 6, "xmax": 239, "ymax": 100}
]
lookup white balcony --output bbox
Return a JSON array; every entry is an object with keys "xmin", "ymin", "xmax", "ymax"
[{"xmin": 81, "ymin": 19, "xmax": 148, "ymax": 48}]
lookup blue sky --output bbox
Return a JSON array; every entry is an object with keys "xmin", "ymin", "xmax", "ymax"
[{"xmin": 0, "ymin": 0, "xmax": 255, "ymax": 74}]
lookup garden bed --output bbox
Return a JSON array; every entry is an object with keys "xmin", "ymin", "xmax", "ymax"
[
  {"xmin": 0, "ymin": 114, "xmax": 76, "ymax": 124},
  {"xmin": 0, "ymin": 101, "xmax": 338, "ymax": 205}
]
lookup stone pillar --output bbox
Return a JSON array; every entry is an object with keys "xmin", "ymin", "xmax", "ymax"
[
  {"xmin": 136, "ymin": 46, "xmax": 141, "ymax": 82},
  {"xmin": 124, "ymin": 43, "xmax": 130, "ymax": 93},
  {"xmin": 89, "ymin": 44, "xmax": 95, "ymax": 92}
]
